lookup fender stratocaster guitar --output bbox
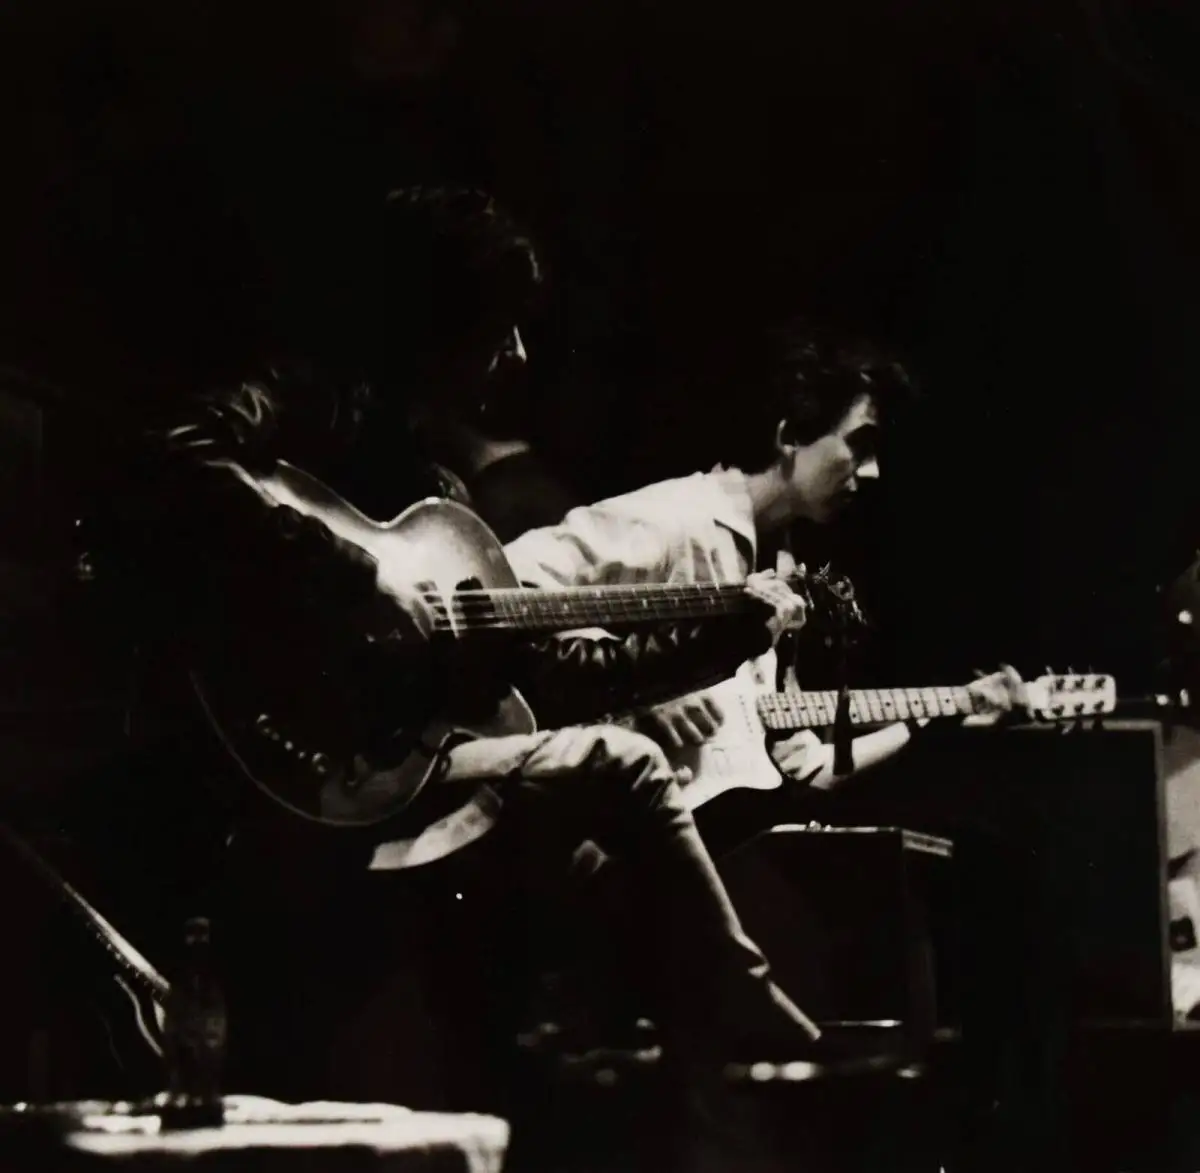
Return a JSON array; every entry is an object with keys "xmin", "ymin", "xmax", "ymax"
[
  {"xmin": 664, "ymin": 653, "xmax": 1119, "ymax": 813},
  {"xmin": 190, "ymin": 462, "xmax": 853, "ymax": 831}
]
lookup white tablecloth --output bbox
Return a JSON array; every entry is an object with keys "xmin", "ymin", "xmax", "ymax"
[{"xmin": 11, "ymin": 1096, "xmax": 509, "ymax": 1173}]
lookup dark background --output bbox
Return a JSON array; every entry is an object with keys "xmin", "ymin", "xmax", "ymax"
[{"xmin": 1, "ymin": 0, "xmax": 1200, "ymax": 744}]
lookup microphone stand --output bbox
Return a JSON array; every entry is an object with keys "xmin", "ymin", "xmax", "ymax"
[
  {"xmin": 779, "ymin": 561, "xmax": 861, "ymax": 776},
  {"xmin": 831, "ymin": 604, "xmax": 856, "ymax": 778}
]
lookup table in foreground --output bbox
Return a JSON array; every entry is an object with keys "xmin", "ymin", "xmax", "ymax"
[{"xmin": 0, "ymin": 1095, "xmax": 509, "ymax": 1173}]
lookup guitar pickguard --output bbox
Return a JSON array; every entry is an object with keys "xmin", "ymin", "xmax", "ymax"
[{"xmin": 667, "ymin": 654, "xmax": 788, "ymax": 811}]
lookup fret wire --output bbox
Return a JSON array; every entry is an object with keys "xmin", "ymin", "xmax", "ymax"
[
  {"xmin": 465, "ymin": 597, "xmax": 745, "ymax": 629},
  {"xmin": 426, "ymin": 584, "xmax": 760, "ymax": 635},
  {"xmin": 764, "ymin": 685, "xmax": 978, "ymax": 729}
]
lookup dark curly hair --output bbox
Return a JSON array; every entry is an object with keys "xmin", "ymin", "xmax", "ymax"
[
  {"xmin": 722, "ymin": 317, "xmax": 919, "ymax": 473},
  {"xmin": 360, "ymin": 185, "xmax": 544, "ymax": 390}
]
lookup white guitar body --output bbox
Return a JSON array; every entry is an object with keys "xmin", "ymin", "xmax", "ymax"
[{"xmin": 668, "ymin": 655, "xmax": 787, "ymax": 811}]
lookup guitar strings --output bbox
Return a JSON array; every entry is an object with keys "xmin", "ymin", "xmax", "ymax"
[{"xmin": 419, "ymin": 580, "xmax": 834, "ymax": 633}]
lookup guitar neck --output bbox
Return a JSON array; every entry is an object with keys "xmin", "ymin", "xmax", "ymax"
[
  {"xmin": 758, "ymin": 684, "xmax": 978, "ymax": 732},
  {"xmin": 0, "ymin": 823, "xmax": 171, "ymax": 1005},
  {"xmin": 448, "ymin": 581, "xmax": 764, "ymax": 634}
]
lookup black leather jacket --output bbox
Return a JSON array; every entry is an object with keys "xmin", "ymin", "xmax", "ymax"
[{"xmin": 98, "ymin": 365, "xmax": 771, "ymax": 731}]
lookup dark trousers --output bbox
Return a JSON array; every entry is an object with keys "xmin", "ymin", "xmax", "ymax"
[{"xmin": 217, "ymin": 725, "xmax": 817, "ymax": 1110}]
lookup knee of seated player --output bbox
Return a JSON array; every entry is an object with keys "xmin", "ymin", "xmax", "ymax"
[
  {"xmin": 515, "ymin": 725, "xmax": 680, "ymax": 822},
  {"xmin": 580, "ymin": 726, "xmax": 693, "ymax": 829}
]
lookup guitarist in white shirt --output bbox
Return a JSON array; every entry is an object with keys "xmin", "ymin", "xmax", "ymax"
[{"xmin": 504, "ymin": 320, "xmax": 1028, "ymax": 797}]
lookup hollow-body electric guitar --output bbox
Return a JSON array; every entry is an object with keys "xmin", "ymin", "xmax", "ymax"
[{"xmin": 190, "ymin": 462, "xmax": 846, "ymax": 833}]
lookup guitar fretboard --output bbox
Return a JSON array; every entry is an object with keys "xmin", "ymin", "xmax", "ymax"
[
  {"xmin": 434, "ymin": 582, "xmax": 764, "ymax": 633},
  {"xmin": 758, "ymin": 685, "xmax": 980, "ymax": 731},
  {"xmin": 0, "ymin": 823, "xmax": 170, "ymax": 1004}
]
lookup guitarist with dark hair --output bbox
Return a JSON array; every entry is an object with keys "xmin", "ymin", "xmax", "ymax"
[
  {"xmin": 506, "ymin": 317, "xmax": 1032, "ymax": 793},
  {"xmin": 84, "ymin": 191, "xmax": 859, "ymax": 1115}
]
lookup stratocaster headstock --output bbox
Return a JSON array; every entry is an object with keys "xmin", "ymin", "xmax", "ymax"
[{"xmin": 1024, "ymin": 671, "xmax": 1118, "ymax": 725}]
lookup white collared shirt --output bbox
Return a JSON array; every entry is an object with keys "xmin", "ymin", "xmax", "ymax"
[
  {"xmin": 502, "ymin": 464, "xmax": 822, "ymax": 758},
  {"xmin": 504, "ymin": 467, "xmax": 762, "ymax": 591}
]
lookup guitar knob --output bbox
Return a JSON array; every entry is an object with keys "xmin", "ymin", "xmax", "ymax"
[{"xmin": 311, "ymin": 753, "xmax": 331, "ymax": 777}]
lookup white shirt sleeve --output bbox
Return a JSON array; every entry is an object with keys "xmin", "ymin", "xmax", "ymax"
[
  {"xmin": 504, "ymin": 499, "xmax": 675, "ymax": 589},
  {"xmin": 501, "ymin": 493, "xmax": 681, "ymax": 643}
]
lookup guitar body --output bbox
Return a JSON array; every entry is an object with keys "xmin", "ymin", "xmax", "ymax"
[
  {"xmin": 191, "ymin": 462, "xmax": 536, "ymax": 827},
  {"xmin": 668, "ymin": 656, "xmax": 788, "ymax": 811},
  {"xmin": 663, "ymin": 655, "xmax": 826, "ymax": 854}
]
